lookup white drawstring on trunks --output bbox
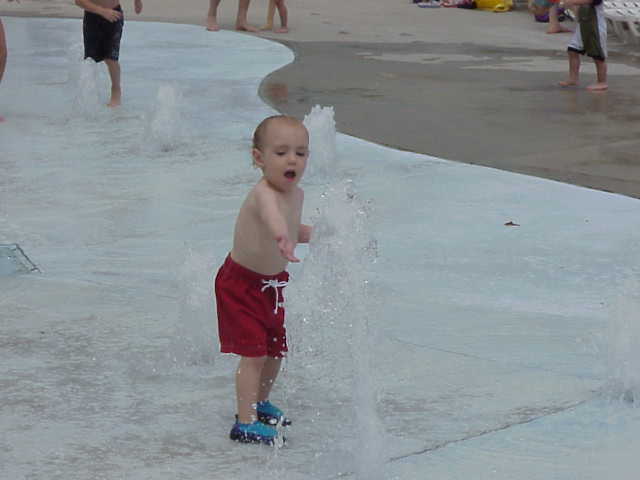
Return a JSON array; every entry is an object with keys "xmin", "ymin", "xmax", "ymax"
[{"xmin": 261, "ymin": 279, "xmax": 289, "ymax": 314}]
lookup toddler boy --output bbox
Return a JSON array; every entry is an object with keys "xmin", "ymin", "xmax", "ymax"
[{"xmin": 215, "ymin": 115, "xmax": 312, "ymax": 445}]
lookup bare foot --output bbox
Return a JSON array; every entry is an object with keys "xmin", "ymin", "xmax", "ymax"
[
  {"xmin": 547, "ymin": 26, "xmax": 572, "ymax": 34},
  {"xmin": 586, "ymin": 82, "xmax": 608, "ymax": 91},
  {"xmin": 107, "ymin": 88, "xmax": 122, "ymax": 107},
  {"xmin": 559, "ymin": 80, "xmax": 578, "ymax": 87},
  {"xmin": 260, "ymin": 24, "xmax": 273, "ymax": 31},
  {"xmin": 206, "ymin": 16, "xmax": 220, "ymax": 31},
  {"xmin": 236, "ymin": 23, "xmax": 259, "ymax": 33},
  {"xmin": 274, "ymin": 27, "xmax": 289, "ymax": 33}
]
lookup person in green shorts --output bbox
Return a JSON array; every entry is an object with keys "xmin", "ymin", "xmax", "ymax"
[{"xmin": 559, "ymin": 0, "xmax": 607, "ymax": 91}]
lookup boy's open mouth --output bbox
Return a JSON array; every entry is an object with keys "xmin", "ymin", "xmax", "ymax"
[{"xmin": 284, "ymin": 170, "xmax": 296, "ymax": 179}]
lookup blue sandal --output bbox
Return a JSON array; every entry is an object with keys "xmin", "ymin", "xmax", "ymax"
[
  {"xmin": 229, "ymin": 420, "xmax": 282, "ymax": 446},
  {"xmin": 257, "ymin": 400, "xmax": 292, "ymax": 426}
]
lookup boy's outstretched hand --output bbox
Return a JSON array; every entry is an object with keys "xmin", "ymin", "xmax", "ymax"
[
  {"xmin": 134, "ymin": 0, "xmax": 142, "ymax": 14},
  {"xmin": 277, "ymin": 235, "xmax": 300, "ymax": 263}
]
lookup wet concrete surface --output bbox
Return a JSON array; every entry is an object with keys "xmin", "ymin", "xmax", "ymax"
[{"xmin": 261, "ymin": 41, "xmax": 640, "ymax": 198}]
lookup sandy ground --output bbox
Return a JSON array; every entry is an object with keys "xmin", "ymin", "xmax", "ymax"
[
  {"xmin": 0, "ymin": 0, "xmax": 596, "ymax": 46},
  {"xmin": 2, "ymin": 0, "xmax": 640, "ymax": 198}
]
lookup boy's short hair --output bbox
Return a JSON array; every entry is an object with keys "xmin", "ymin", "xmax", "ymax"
[
  {"xmin": 252, "ymin": 115, "xmax": 306, "ymax": 168},
  {"xmin": 252, "ymin": 115, "xmax": 304, "ymax": 151}
]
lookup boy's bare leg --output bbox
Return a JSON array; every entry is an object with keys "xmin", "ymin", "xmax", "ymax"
[
  {"xmin": 261, "ymin": 0, "xmax": 276, "ymax": 31},
  {"xmin": 104, "ymin": 59, "xmax": 122, "ymax": 107},
  {"xmin": 547, "ymin": 5, "xmax": 571, "ymax": 33},
  {"xmin": 0, "ymin": 19, "xmax": 6, "ymax": 122},
  {"xmin": 587, "ymin": 59, "xmax": 608, "ymax": 91},
  {"xmin": 235, "ymin": 0, "xmax": 258, "ymax": 32},
  {"xmin": 273, "ymin": 0, "xmax": 288, "ymax": 34},
  {"xmin": 207, "ymin": 0, "xmax": 221, "ymax": 31},
  {"xmin": 0, "ymin": 19, "xmax": 6, "ymax": 85},
  {"xmin": 258, "ymin": 356, "xmax": 282, "ymax": 401},
  {"xmin": 559, "ymin": 50, "xmax": 580, "ymax": 86},
  {"xmin": 236, "ymin": 356, "xmax": 267, "ymax": 423}
]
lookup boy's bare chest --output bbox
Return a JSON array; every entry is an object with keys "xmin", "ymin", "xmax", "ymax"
[
  {"xmin": 93, "ymin": 0, "xmax": 121, "ymax": 9},
  {"xmin": 277, "ymin": 198, "xmax": 300, "ymax": 225}
]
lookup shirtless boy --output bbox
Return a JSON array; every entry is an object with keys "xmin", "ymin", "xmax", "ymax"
[
  {"xmin": 214, "ymin": 115, "xmax": 311, "ymax": 445},
  {"xmin": 75, "ymin": 0, "xmax": 143, "ymax": 107},
  {"xmin": 559, "ymin": 0, "xmax": 608, "ymax": 91},
  {"xmin": 1, "ymin": 0, "xmax": 18, "ymax": 122},
  {"xmin": 206, "ymin": 0, "xmax": 257, "ymax": 32},
  {"xmin": 0, "ymin": 17, "xmax": 7, "ymax": 122},
  {"xmin": 261, "ymin": 0, "xmax": 289, "ymax": 34}
]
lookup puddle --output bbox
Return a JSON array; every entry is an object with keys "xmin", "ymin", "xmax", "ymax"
[{"xmin": 0, "ymin": 244, "xmax": 39, "ymax": 276}]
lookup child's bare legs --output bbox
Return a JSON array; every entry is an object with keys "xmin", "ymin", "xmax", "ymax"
[
  {"xmin": 261, "ymin": 0, "xmax": 276, "ymax": 31},
  {"xmin": 207, "ymin": 0, "xmax": 258, "ymax": 32},
  {"xmin": 236, "ymin": 356, "xmax": 282, "ymax": 423},
  {"xmin": 273, "ymin": 0, "xmax": 288, "ymax": 33},
  {"xmin": 258, "ymin": 356, "xmax": 282, "ymax": 401},
  {"xmin": 235, "ymin": 0, "xmax": 258, "ymax": 32},
  {"xmin": 559, "ymin": 50, "xmax": 580, "ymax": 86},
  {"xmin": 236, "ymin": 356, "xmax": 264, "ymax": 423},
  {"xmin": 547, "ymin": 5, "xmax": 571, "ymax": 33},
  {"xmin": 0, "ymin": 19, "xmax": 6, "ymax": 86},
  {"xmin": 587, "ymin": 59, "xmax": 608, "ymax": 91},
  {"xmin": 104, "ymin": 59, "xmax": 121, "ymax": 107},
  {"xmin": 0, "ymin": 19, "xmax": 7, "ymax": 122},
  {"xmin": 207, "ymin": 0, "xmax": 221, "ymax": 31}
]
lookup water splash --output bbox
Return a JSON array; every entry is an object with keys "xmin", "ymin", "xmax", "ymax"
[
  {"xmin": 287, "ymin": 107, "xmax": 385, "ymax": 478},
  {"xmin": 303, "ymin": 105, "xmax": 338, "ymax": 184},
  {"xmin": 603, "ymin": 277, "xmax": 640, "ymax": 406},
  {"xmin": 145, "ymin": 84, "xmax": 184, "ymax": 152},
  {"xmin": 71, "ymin": 59, "xmax": 104, "ymax": 117},
  {"xmin": 166, "ymin": 247, "xmax": 217, "ymax": 368}
]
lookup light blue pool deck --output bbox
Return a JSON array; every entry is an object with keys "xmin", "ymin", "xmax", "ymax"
[{"xmin": 1, "ymin": 17, "xmax": 639, "ymax": 480}]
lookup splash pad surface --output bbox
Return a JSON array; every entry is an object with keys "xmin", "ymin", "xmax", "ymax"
[{"xmin": 1, "ymin": 17, "xmax": 640, "ymax": 480}]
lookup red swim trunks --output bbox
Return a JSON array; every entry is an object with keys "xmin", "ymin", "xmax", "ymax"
[{"xmin": 214, "ymin": 255, "xmax": 289, "ymax": 358}]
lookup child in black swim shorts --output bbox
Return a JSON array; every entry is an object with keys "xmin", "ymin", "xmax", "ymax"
[{"xmin": 75, "ymin": 0, "xmax": 143, "ymax": 107}]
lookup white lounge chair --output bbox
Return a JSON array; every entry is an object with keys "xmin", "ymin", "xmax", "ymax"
[{"xmin": 604, "ymin": 1, "xmax": 640, "ymax": 44}]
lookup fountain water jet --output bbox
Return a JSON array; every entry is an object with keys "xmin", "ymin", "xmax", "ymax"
[
  {"xmin": 146, "ymin": 84, "xmax": 184, "ymax": 153},
  {"xmin": 286, "ymin": 106, "xmax": 385, "ymax": 478},
  {"xmin": 603, "ymin": 277, "xmax": 640, "ymax": 406},
  {"xmin": 302, "ymin": 105, "xmax": 338, "ymax": 184},
  {"xmin": 71, "ymin": 59, "xmax": 104, "ymax": 117},
  {"xmin": 166, "ymin": 247, "xmax": 218, "ymax": 369}
]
